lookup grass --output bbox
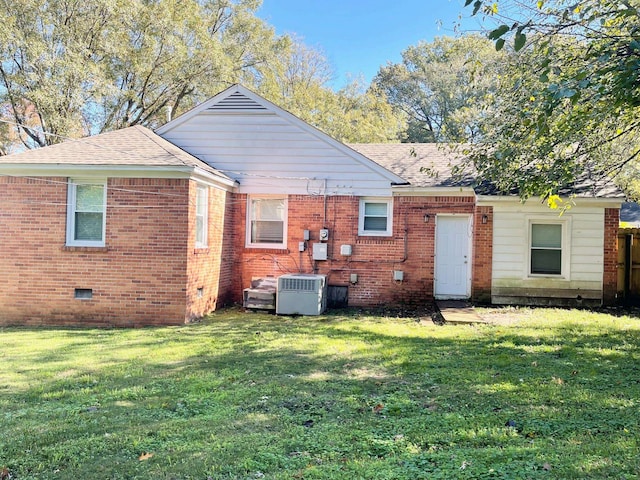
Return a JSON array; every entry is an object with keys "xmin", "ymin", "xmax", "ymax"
[{"xmin": 0, "ymin": 306, "xmax": 639, "ymax": 479}]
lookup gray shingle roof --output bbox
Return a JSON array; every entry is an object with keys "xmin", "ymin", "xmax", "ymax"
[
  {"xmin": 2, "ymin": 130, "xmax": 624, "ymax": 198},
  {"xmin": 350, "ymin": 143, "xmax": 624, "ymax": 198},
  {"xmin": 348, "ymin": 143, "xmax": 473, "ymax": 188},
  {"xmin": 1, "ymin": 125, "xmax": 232, "ymax": 182}
]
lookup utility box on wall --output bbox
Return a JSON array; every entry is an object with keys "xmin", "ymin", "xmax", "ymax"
[{"xmin": 313, "ymin": 243, "xmax": 328, "ymax": 261}]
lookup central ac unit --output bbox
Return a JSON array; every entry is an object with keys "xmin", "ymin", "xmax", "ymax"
[{"xmin": 276, "ymin": 274, "xmax": 327, "ymax": 315}]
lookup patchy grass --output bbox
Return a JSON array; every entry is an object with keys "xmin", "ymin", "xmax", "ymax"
[{"xmin": 1, "ymin": 307, "xmax": 639, "ymax": 479}]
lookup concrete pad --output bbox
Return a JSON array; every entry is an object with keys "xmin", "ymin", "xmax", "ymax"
[{"xmin": 435, "ymin": 300, "xmax": 487, "ymax": 324}]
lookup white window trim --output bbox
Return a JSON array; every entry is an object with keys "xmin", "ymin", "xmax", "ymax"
[
  {"xmin": 66, "ymin": 179, "xmax": 107, "ymax": 247},
  {"xmin": 525, "ymin": 216, "xmax": 571, "ymax": 280},
  {"xmin": 195, "ymin": 184, "xmax": 208, "ymax": 248},
  {"xmin": 245, "ymin": 195, "xmax": 288, "ymax": 249},
  {"xmin": 358, "ymin": 197, "xmax": 393, "ymax": 237}
]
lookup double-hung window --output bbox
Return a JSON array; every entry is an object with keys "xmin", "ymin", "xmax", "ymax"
[
  {"xmin": 195, "ymin": 185, "xmax": 208, "ymax": 248},
  {"xmin": 359, "ymin": 198, "xmax": 393, "ymax": 236},
  {"xmin": 66, "ymin": 179, "xmax": 106, "ymax": 247},
  {"xmin": 530, "ymin": 223, "xmax": 563, "ymax": 275},
  {"xmin": 247, "ymin": 196, "xmax": 287, "ymax": 248}
]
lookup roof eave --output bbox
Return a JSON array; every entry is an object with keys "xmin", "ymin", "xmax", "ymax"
[
  {"xmin": 392, "ymin": 185, "xmax": 476, "ymax": 196},
  {"xmin": 0, "ymin": 164, "xmax": 238, "ymax": 190},
  {"xmin": 477, "ymin": 195, "xmax": 624, "ymax": 207}
]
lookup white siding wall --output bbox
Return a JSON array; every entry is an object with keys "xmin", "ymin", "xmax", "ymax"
[
  {"xmin": 161, "ymin": 112, "xmax": 395, "ymax": 196},
  {"xmin": 491, "ymin": 201, "xmax": 605, "ymax": 303}
]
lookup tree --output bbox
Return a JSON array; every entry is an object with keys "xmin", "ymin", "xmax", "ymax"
[
  {"xmin": 256, "ymin": 40, "xmax": 403, "ymax": 143},
  {"xmin": 463, "ymin": 0, "xmax": 640, "ymax": 199},
  {"xmin": 373, "ymin": 35, "xmax": 505, "ymax": 143},
  {"xmin": 0, "ymin": 0, "xmax": 288, "ymax": 152},
  {"xmin": 0, "ymin": 0, "xmax": 401, "ymax": 152}
]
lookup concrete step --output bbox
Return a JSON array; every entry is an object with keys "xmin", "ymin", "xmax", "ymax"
[{"xmin": 435, "ymin": 300, "xmax": 487, "ymax": 324}]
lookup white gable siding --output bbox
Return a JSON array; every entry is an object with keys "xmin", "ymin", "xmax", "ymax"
[
  {"xmin": 160, "ymin": 111, "xmax": 396, "ymax": 196},
  {"xmin": 490, "ymin": 201, "xmax": 605, "ymax": 304}
]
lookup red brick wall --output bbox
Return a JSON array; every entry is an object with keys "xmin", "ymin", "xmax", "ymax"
[
  {"xmin": 3, "ymin": 174, "xmax": 616, "ymax": 322},
  {"xmin": 232, "ymin": 194, "xmax": 484, "ymax": 307},
  {"xmin": 472, "ymin": 206, "xmax": 493, "ymax": 303},
  {"xmin": 603, "ymin": 207, "xmax": 619, "ymax": 305},
  {"xmin": 0, "ymin": 176, "xmax": 192, "ymax": 326},
  {"xmin": 185, "ymin": 184, "xmax": 236, "ymax": 320},
  {"xmin": 0, "ymin": 175, "xmax": 506, "ymax": 324}
]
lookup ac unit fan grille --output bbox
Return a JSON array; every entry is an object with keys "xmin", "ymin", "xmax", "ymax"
[{"xmin": 280, "ymin": 278, "xmax": 317, "ymax": 292}]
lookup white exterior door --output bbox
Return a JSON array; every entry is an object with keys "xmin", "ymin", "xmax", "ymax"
[{"xmin": 435, "ymin": 215, "xmax": 471, "ymax": 299}]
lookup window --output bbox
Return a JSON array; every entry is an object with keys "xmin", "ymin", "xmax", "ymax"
[
  {"xmin": 530, "ymin": 223, "xmax": 562, "ymax": 275},
  {"xmin": 67, "ymin": 180, "xmax": 106, "ymax": 246},
  {"xmin": 359, "ymin": 198, "xmax": 392, "ymax": 236},
  {"xmin": 247, "ymin": 196, "xmax": 287, "ymax": 248},
  {"xmin": 195, "ymin": 185, "xmax": 208, "ymax": 248}
]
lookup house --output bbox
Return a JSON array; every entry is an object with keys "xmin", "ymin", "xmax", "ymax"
[{"xmin": 0, "ymin": 85, "xmax": 623, "ymax": 326}]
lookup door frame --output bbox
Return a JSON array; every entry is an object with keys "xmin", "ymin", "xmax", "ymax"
[{"xmin": 434, "ymin": 214, "xmax": 473, "ymax": 299}]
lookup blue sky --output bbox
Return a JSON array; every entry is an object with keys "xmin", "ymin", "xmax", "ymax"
[{"xmin": 257, "ymin": 0, "xmax": 487, "ymax": 89}]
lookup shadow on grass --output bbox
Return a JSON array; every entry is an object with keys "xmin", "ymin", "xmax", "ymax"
[{"xmin": 1, "ymin": 309, "xmax": 639, "ymax": 479}]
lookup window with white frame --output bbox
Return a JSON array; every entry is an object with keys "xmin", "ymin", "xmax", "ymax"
[
  {"xmin": 530, "ymin": 223, "xmax": 563, "ymax": 275},
  {"xmin": 195, "ymin": 185, "xmax": 208, "ymax": 248},
  {"xmin": 66, "ymin": 179, "xmax": 106, "ymax": 246},
  {"xmin": 247, "ymin": 196, "xmax": 287, "ymax": 248},
  {"xmin": 359, "ymin": 198, "xmax": 392, "ymax": 236}
]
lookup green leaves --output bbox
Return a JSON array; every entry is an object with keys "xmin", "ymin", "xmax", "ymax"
[
  {"xmin": 514, "ymin": 31, "xmax": 527, "ymax": 51},
  {"xmin": 465, "ymin": 0, "xmax": 486, "ymax": 16},
  {"xmin": 373, "ymin": 35, "xmax": 505, "ymax": 142},
  {"xmin": 464, "ymin": 0, "xmax": 640, "ymax": 198},
  {"xmin": 488, "ymin": 25, "xmax": 509, "ymax": 41},
  {"xmin": 0, "ymin": 0, "xmax": 294, "ymax": 150},
  {"xmin": 487, "ymin": 23, "xmax": 527, "ymax": 52}
]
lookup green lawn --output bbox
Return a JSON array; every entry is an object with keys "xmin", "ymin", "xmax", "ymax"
[{"xmin": 1, "ymin": 307, "xmax": 639, "ymax": 479}]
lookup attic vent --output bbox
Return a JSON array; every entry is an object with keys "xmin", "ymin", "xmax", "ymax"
[{"xmin": 207, "ymin": 92, "xmax": 267, "ymax": 112}]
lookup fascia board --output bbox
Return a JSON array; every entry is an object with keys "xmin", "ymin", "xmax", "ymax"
[
  {"xmin": 0, "ymin": 164, "xmax": 238, "ymax": 191},
  {"xmin": 392, "ymin": 186, "xmax": 476, "ymax": 197},
  {"xmin": 477, "ymin": 195, "xmax": 624, "ymax": 208}
]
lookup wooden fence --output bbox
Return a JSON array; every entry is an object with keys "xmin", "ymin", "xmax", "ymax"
[{"xmin": 617, "ymin": 228, "xmax": 640, "ymax": 304}]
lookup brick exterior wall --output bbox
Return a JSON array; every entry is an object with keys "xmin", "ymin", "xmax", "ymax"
[
  {"xmin": 472, "ymin": 206, "xmax": 493, "ymax": 303},
  {"xmin": 232, "ymin": 193, "xmax": 485, "ymax": 308},
  {"xmin": 1, "ymin": 174, "xmax": 619, "ymax": 325},
  {"xmin": 185, "ymin": 185, "xmax": 235, "ymax": 320},
  {"xmin": 0, "ymin": 176, "xmax": 194, "ymax": 326},
  {"xmin": 603, "ymin": 207, "xmax": 619, "ymax": 305}
]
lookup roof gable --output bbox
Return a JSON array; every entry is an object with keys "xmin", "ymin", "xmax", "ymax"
[{"xmin": 156, "ymin": 85, "xmax": 406, "ymax": 195}]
